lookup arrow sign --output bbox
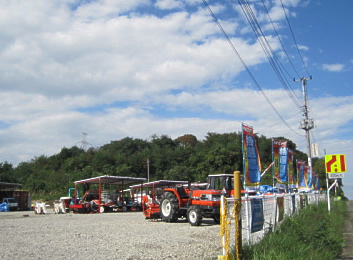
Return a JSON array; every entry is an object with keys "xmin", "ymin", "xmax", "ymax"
[{"xmin": 325, "ymin": 154, "xmax": 347, "ymax": 173}]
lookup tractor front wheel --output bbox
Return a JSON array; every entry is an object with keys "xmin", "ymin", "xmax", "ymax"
[
  {"xmin": 213, "ymin": 214, "xmax": 220, "ymax": 224},
  {"xmin": 187, "ymin": 206, "xmax": 202, "ymax": 226},
  {"xmin": 160, "ymin": 192, "xmax": 179, "ymax": 222}
]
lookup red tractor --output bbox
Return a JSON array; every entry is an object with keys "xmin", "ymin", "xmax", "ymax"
[
  {"xmin": 160, "ymin": 174, "xmax": 238, "ymax": 226},
  {"xmin": 131, "ymin": 180, "xmax": 189, "ymax": 220}
]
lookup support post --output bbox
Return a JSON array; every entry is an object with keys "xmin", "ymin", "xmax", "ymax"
[
  {"xmin": 327, "ymin": 179, "xmax": 337, "ymax": 212},
  {"xmin": 234, "ymin": 171, "xmax": 243, "ymax": 259}
]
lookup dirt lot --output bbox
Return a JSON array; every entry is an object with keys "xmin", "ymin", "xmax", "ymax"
[{"xmin": 0, "ymin": 210, "xmax": 222, "ymax": 260}]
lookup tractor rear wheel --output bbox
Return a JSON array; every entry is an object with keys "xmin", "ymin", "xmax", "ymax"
[
  {"xmin": 187, "ymin": 206, "xmax": 202, "ymax": 226},
  {"xmin": 160, "ymin": 192, "xmax": 179, "ymax": 222}
]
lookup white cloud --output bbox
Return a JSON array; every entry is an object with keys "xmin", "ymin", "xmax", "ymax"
[
  {"xmin": 155, "ymin": 0, "xmax": 184, "ymax": 10},
  {"xmin": 322, "ymin": 63, "xmax": 345, "ymax": 72},
  {"xmin": 298, "ymin": 45, "xmax": 309, "ymax": 51}
]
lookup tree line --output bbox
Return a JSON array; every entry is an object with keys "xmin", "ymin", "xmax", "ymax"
[{"xmin": 0, "ymin": 132, "xmax": 328, "ymax": 200}]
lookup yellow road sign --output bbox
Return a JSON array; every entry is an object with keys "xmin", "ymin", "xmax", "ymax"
[{"xmin": 325, "ymin": 154, "xmax": 347, "ymax": 173}]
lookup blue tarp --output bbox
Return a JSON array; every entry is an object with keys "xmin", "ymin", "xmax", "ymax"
[
  {"xmin": 0, "ymin": 203, "xmax": 9, "ymax": 212},
  {"xmin": 259, "ymin": 185, "xmax": 279, "ymax": 194}
]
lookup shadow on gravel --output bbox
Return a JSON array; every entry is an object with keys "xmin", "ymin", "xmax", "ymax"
[{"xmin": 147, "ymin": 218, "xmax": 219, "ymax": 226}]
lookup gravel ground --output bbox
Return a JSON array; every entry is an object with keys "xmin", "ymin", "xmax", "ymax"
[{"xmin": 0, "ymin": 210, "xmax": 222, "ymax": 260}]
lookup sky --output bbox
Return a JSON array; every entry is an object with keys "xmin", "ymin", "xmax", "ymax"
[{"xmin": 0, "ymin": 0, "xmax": 352, "ymax": 199}]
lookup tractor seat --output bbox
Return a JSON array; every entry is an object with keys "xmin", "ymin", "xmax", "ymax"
[{"xmin": 177, "ymin": 187, "xmax": 189, "ymax": 199}]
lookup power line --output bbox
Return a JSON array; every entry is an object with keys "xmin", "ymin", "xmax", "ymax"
[
  {"xmin": 202, "ymin": 0, "xmax": 303, "ymax": 137},
  {"xmin": 257, "ymin": 111, "xmax": 302, "ymax": 133},
  {"xmin": 238, "ymin": 0, "xmax": 302, "ymax": 109},
  {"xmin": 279, "ymin": 0, "xmax": 311, "ymax": 77},
  {"xmin": 261, "ymin": 0, "xmax": 301, "ymax": 79}
]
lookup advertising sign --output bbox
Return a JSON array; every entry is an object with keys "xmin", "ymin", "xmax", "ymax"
[
  {"xmin": 325, "ymin": 154, "xmax": 346, "ymax": 173},
  {"xmin": 251, "ymin": 198, "xmax": 264, "ymax": 233},
  {"xmin": 273, "ymin": 140, "xmax": 288, "ymax": 183},
  {"xmin": 242, "ymin": 124, "xmax": 261, "ymax": 188}
]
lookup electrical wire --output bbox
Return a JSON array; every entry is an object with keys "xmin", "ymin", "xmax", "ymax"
[
  {"xmin": 261, "ymin": 0, "xmax": 301, "ymax": 79},
  {"xmin": 238, "ymin": 0, "xmax": 302, "ymax": 109},
  {"xmin": 279, "ymin": 0, "xmax": 311, "ymax": 77},
  {"xmin": 202, "ymin": 0, "xmax": 304, "ymax": 137},
  {"xmin": 257, "ymin": 111, "xmax": 302, "ymax": 133},
  {"xmin": 261, "ymin": 0, "xmax": 303, "ymax": 104}
]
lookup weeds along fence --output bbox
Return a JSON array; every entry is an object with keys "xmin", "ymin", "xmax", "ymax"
[{"xmin": 219, "ymin": 193, "xmax": 327, "ymax": 257}]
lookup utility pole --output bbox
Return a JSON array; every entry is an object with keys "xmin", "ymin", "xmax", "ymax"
[
  {"xmin": 147, "ymin": 159, "xmax": 150, "ymax": 182},
  {"xmin": 295, "ymin": 77, "xmax": 314, "ymax": 167}
]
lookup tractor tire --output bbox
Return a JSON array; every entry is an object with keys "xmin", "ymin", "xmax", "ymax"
[
  {"xmin": 213, "ymin": 214, "xmax": 220, "ymax": 224},
  {"xmin": 187, "ymin": 206, "xmax": 202, "ymax": 226},
  {"xmin": 160, "ymin": 192, "xmax": 179, "ymax": 222}
]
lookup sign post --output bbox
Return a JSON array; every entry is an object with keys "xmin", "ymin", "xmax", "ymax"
[{"xmin": 325, "ymin": 154, "xmax": 346, "ymax": 212}]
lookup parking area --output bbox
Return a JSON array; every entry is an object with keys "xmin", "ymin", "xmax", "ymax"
[{"xmin": 0, "ymin": 211, "xmax": 221, "ymax": 260}]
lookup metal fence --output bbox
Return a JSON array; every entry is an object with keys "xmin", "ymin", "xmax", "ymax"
[{"xmin": 220, "ymin": 193, "xmax": 327, "ymax": 257}]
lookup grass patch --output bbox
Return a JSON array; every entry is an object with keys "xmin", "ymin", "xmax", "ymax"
[{"xmin": 242, "ymin": 201, "xmax": 348, "ymax": 260}]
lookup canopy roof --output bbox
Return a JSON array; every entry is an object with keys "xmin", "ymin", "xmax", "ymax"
[
  {"xmin": 74, "ymin": 175, "xmax": 146, "ymax": 186},
  {"xmin": 130, "ymin": 180, "xmax": 188, "ymax": 189},
  {"xmin": 208, "ymin": 174, "xmax": 234, "ymax": 177},
  {"xmin": 0, "ymin": 182, "xmax": 22, "ymax": 190}
]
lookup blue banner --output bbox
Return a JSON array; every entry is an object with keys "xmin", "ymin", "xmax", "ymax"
[
  {"xmin": 242, "ymin": 124, "xmax": 261, "ymax": 188},
  {"xmin": 307, "ymin": 167, "xmax": 312, "ymax": 189},
  {"xmin": 297, "ymin": 161, "xmax": 306, "ymax": 189},
  {"xmin": 251, "ymin": 198, "xmax": 264, "ymax": 233},
  {"xmin": 279, "ymin": 146, "xmax": 288, "ymax": 183}
]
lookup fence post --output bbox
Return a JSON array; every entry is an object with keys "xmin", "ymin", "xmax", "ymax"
[
  {"xmin": 219, "ymin": 195, "xmax": 227, "ymax": 258},
  {"xmin": 273, "ymin": 193, "xmax": 277, "ymax": 232},
  {"xmin": 245, "ymin": 192, "xmax": 250, "ymax": 244},
  {"xmin": 234, "ymin": 171, "xmax": 242, "ymax": 260}
]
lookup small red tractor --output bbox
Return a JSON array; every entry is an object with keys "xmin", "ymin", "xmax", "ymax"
[
  {"xmin": 160, "ymin": 174, "xmax": 241, "ymax": 226},
  {"xmin": 131, "ymin": 180, "xmax": 189, "ymax": 220}
]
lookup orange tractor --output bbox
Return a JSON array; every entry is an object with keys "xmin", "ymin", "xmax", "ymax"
[
  {"xmin": 130, "ymin": 180, "xmax": 189, "ymax": 220},
  {"xmin": 159, "ymin": 174, "xmax": 238, "ymax": 226}
]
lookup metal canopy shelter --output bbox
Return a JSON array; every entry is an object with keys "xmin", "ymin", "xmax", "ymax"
[
  {"xmin": 71, "ymin": 175, "xmax": 146, "ymax": 213},
  {"xmin": 130, "ymin": 180, "xmax": 188, "ymax": 189},
  {"xmin": 74, "ymin": 175, "xmax": 146, "ymax": 186},
  {"xmin": 0, "ymin": 182, "xmax": 22, "ymax": 190}
]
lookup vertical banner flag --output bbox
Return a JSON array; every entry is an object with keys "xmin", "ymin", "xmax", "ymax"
[
  {"xmin": 297, "ymin": 161, "xmax": 307, "ymax": 189},
  {"xmin": 315, "ymin": 174, "xmax": 321, "ymax": 191},
  {"xmin": 303, "ymin": 166, "xmax": 308, "ymax": 188},
  {"xmin": 305, "ymin": 166, "xmax": 312, "ymax": 189},
  {"xmin": 273, "ymin": 140, "xmax": 288, "ymax": 183},
  {"xmin": 288, "ymin": 150, "xmax": 296, "ymax": 188},
  {"xmin": 242, "ymin": 123, "xmax": 261, "ymax": 189},
  {"xmin": 312, "ymin": 174, "xmax": 316, "ymax": 190},
  {"xmin": 312, "ymin": 174, "xmax": 320, "ymax": 190}
]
